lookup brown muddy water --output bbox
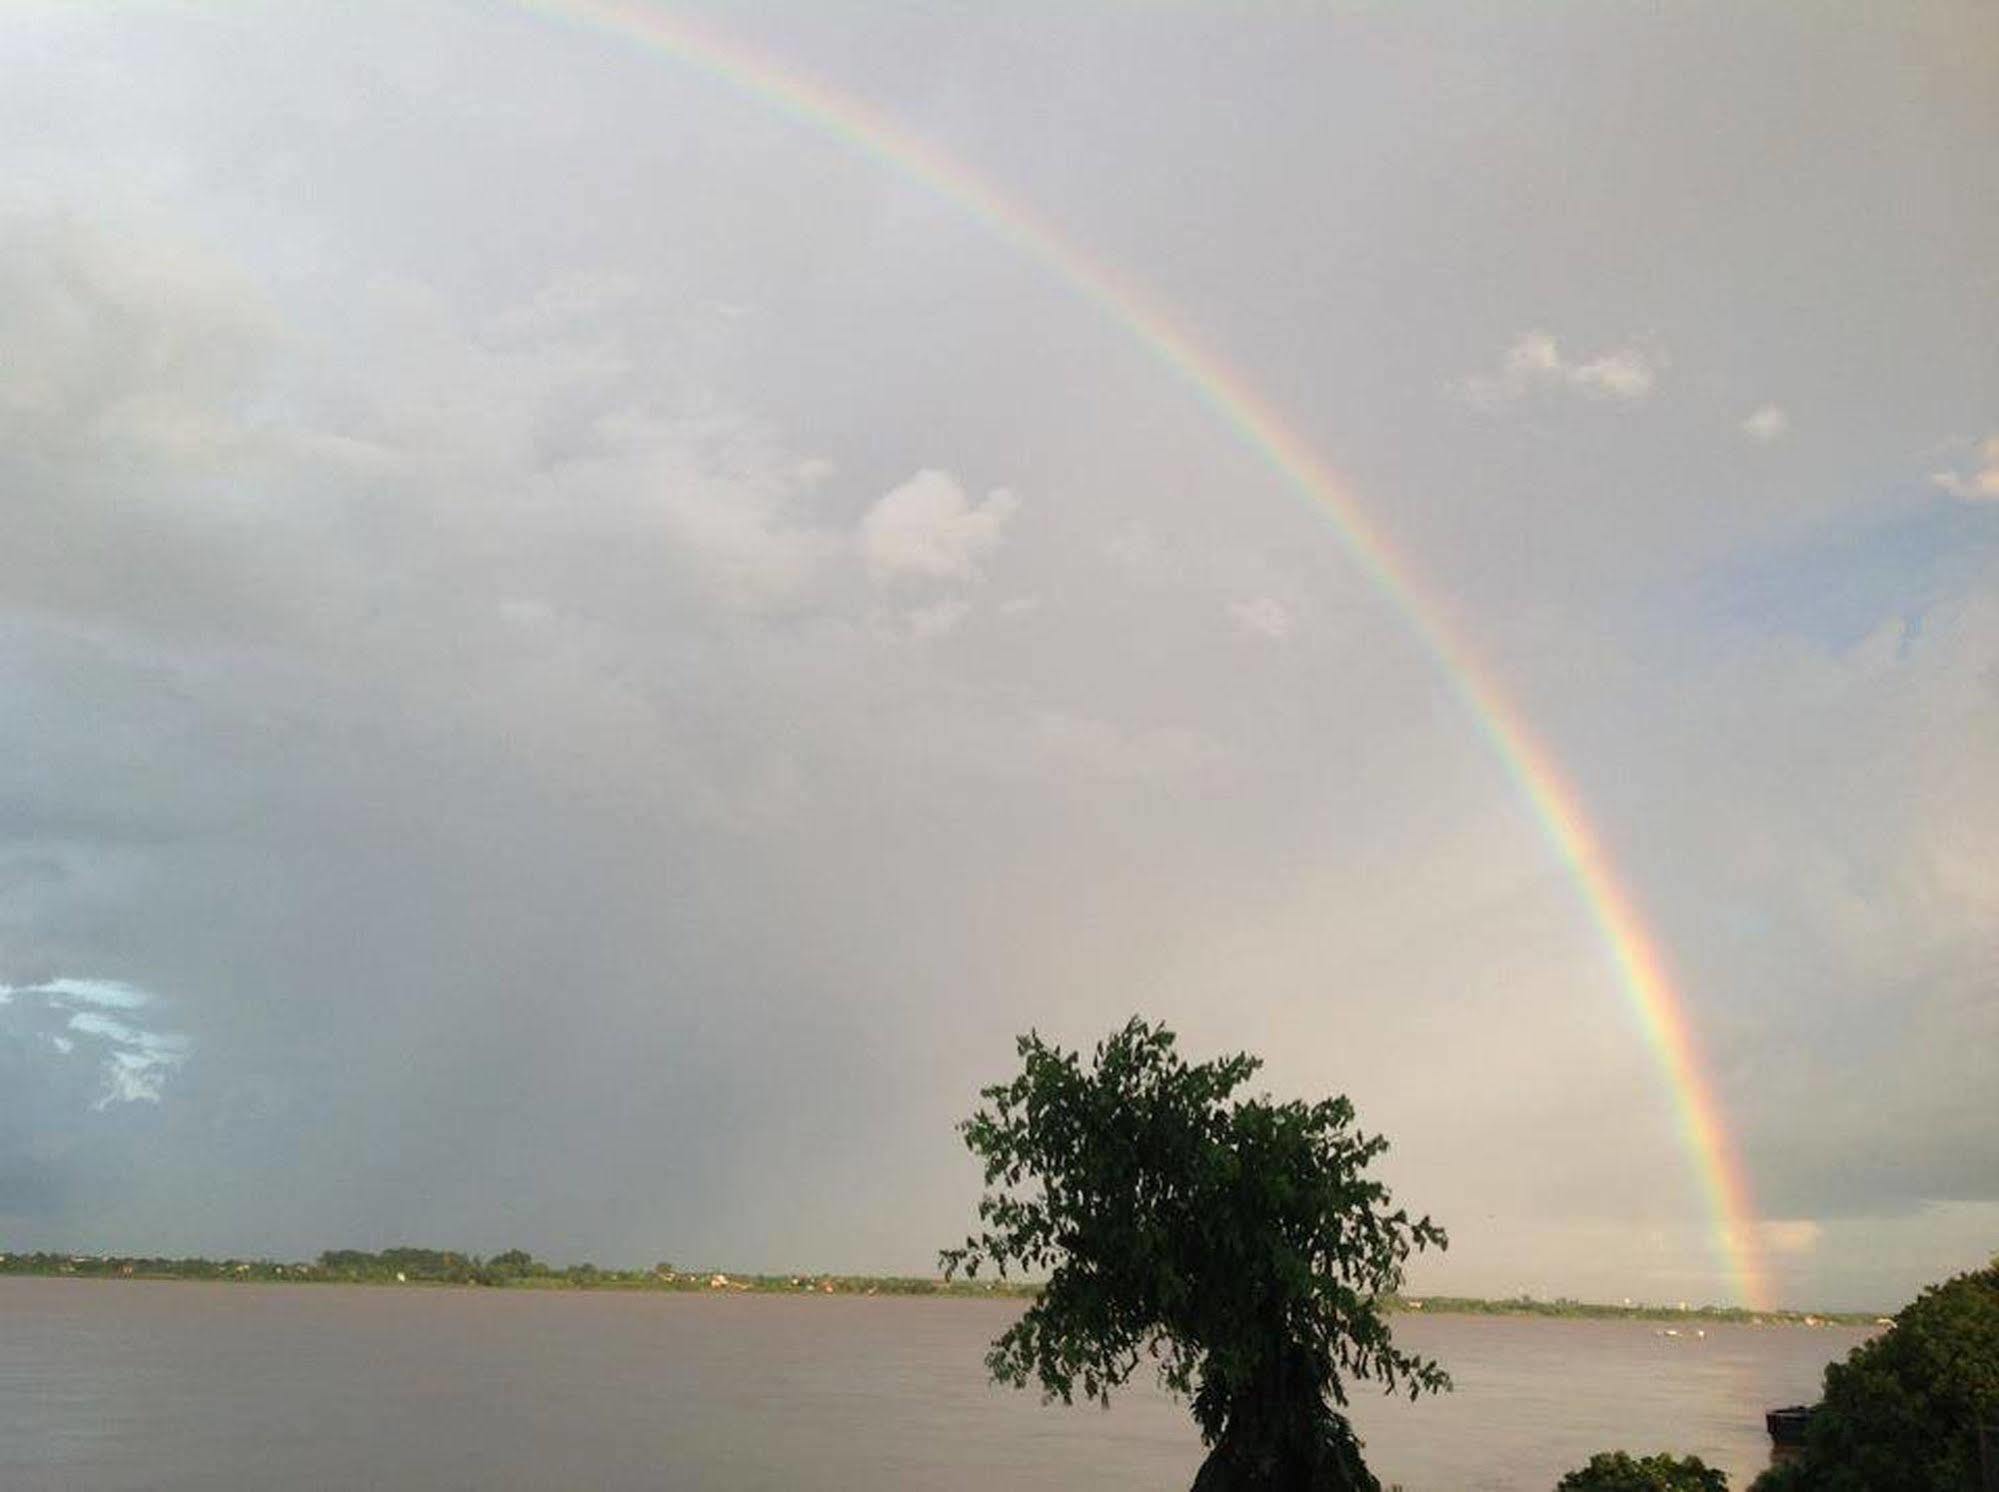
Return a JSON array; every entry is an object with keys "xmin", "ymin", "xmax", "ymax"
[{"xmin": 0, "ymin": 1279, "xmax": 1871, "ymax": 1489}]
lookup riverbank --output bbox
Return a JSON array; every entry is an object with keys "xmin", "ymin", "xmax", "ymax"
[
  {"xmin": 1, "ymin": 1248, "xmax": 1038, "ymax": 1298},
  {"xmin": 0, "ymin": 1248, "xmax": 1879, "ymax": 1323},
  {"xmin": 1385, "ymin": 1294, "xmax": 1881, "ymax": 1328}
]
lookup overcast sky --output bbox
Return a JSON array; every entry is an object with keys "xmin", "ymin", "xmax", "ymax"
[{"xmin": 2, "ymin": 1, "xmax": 1994, "ymax": 1311}]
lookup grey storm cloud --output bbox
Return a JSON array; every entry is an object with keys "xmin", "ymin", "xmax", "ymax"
[{"xmin": 1, "ymin": 0, "xmax": 1995, "ymax": 1311}]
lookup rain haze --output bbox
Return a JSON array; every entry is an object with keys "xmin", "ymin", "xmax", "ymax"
[{"xmin": 2, "ymin": 1, "xmax": 1995, "ymax": 1315}]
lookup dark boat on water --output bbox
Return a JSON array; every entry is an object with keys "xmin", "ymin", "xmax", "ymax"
[{"xmin": 1766, "ymin": 1405, "xmax": 1813, "ymax": 1463}]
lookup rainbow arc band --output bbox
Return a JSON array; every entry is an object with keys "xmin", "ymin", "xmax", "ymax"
[{"xmin": 520, "ymin": 0, "xmax": 1769, "ymax": 1311}]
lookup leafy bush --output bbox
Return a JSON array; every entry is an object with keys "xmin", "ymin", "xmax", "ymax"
[
  {"xmin": 1744, "ymin": 1462, "xmax": 1808, "ymax": 1492},
  {"xmin": 1555, "ymin": 1450, "xmax": 1728, "ymax": 1491},
  {"xmin": 1751, "ymin": 1258, "xmax": 1999, "ymax": 1491}
]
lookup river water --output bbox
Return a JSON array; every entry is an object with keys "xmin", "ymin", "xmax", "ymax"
[{"xmin": 0, "ymin": 1279, "xmax": 1870, "ymax": 1489}]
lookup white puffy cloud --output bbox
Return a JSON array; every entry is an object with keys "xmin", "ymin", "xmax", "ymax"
[
  {"xmin": 1932, "ymin": 436, "xmax": 1999, "ymax": 502},
  {"xmin": 858, "ymin": 469, "xmax": 1019, "ymax": 581},
  {"xmin": 1740, "ymin": 404, "xmax": 1790, "ymax": 442},
  {"xmin": 1458, "ymin": 331, "xmax": 1661, "ymax": 406}
]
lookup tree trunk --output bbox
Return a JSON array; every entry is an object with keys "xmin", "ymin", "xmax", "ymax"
[{"xmin": 1188, "ymin": 1411, "xmax": 1379, "ymax": 1492}]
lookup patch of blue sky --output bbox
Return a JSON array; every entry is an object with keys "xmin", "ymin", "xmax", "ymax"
[{"xmin": 1689, "ymin": 496, "xmax": 1997, "ymax": 652}]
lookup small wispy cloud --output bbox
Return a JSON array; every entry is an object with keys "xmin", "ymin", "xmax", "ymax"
[
  {"xmin": 1932, "ymin": 436, "xmax": 1999, "ymax": 502},
  {"xmin": 1457, "ymin": 331, "xmax": 1662, "ymax": 407},
  {"xmin": 1740, "ymin": 404, "xmax": 1790, "ymax": 443},
  {"xmin": 1570, "ymin": 349, "xmax": 1657, "ymax": 401},
  {"xmin": 97, "ymin": 1041, "xmax": 193, "ymax": 1106}
]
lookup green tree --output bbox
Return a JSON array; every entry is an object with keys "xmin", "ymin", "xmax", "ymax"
[
  {"xmin": 1556, "ymin": 1450, "xmax": 1728, "ymax": 1492},
  {"xmin": 479, "ymin": 1248, "xmax": 543, "ymax": 1285},
  {"xmin": 1745, "ymin": 1463, "xmax": 1808, "ymax": 1492},
  {"xmin": 941, "ymin": 1017, "xmax": 1448, "ymax": 1492},
  {"xmin": 1751, "ymin": 1257, "xmax": 1999, "ymax": 1491}
]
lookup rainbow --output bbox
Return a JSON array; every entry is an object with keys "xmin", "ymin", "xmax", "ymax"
[{"xmin": 515, "ymin": 0, "xmax": 1769, "ymax": 1310}]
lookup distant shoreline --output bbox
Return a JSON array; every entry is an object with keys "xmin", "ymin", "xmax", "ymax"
[
  {"xmin": 0, "ymin": 1249, "xmax": 1883, "ymax": 1325},
  {"xmin": 1383, "ymin": 1293, "xmax": 1881, "ymax": 1328}
]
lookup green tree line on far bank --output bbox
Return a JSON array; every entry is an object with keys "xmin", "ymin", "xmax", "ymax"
[{"xmin": 0, "ymin": 1246, "xmax": 1036, "ymax": 1295}]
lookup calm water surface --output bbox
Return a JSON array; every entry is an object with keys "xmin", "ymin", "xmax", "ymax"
[{"xmin": 0, "ymin": 1279, "xmax": 1870, "ymax": 1489}]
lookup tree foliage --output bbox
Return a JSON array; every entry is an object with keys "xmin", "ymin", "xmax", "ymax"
[
  {"xmin": 1556, "ymin": 1450, "xmax": 1728, "ymax": 1492},
  {"xmin": 1751, "ymin": 1257, "xmax": 1999, "ymax": 1491},
  {"xmin": 941, "ymin": 1017, "xmax": 1448, "ymax": 1490}
]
